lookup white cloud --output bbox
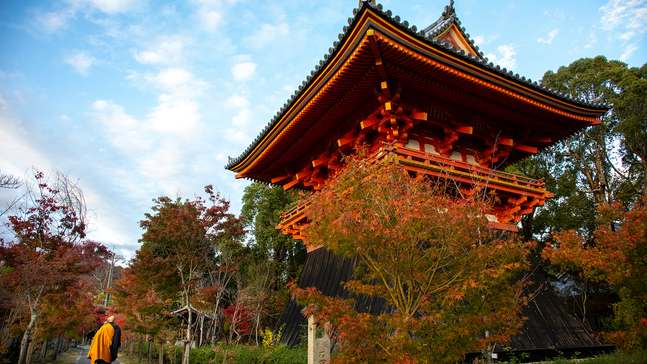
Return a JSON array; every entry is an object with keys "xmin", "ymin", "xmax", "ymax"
[
  {"xmin": 65, "ymin": 51, "xmax": 96, "ymax": 76},
  {"xmin": 473, "ymin": 34, "xmax": 499, "ymax": 46},
  {"xmin": 224, "ymin": 127, "xmax": 249, "ymax": 143},
  {"xmin": 92, "ymin": 99, "xmax": 137, "ymax": 130},
  {"xmin": 190, "ymin": 0, "xmax": 239, "ymax": 32},
  {"xmin": 620, "ymin": 43, "xmax": 639, "ymax": 61},
  {"xmin": 600, "ymin": 0, "xmax": 647, "ymax": 40},
  {"xmin": 0, "ymin": 114, "xmax": 50, "ymax": 179},
  {"xmin": 226, "ymin": 94, "xmax": 250, "ymax": 109},
  {"xmin": 31, "ymin": 0, "xmax": 141, "ymax": 35},
  {"xmin": 72, "ymin": 0, "xmax": 144, "ymax": 14},
  {"xmin": 91, "ymin": 99, "xmax": 150, "ymax": 155},
  {"xmin": 12, "ymin": 91, "xmax": 26, "ymax": 106},
  {"xmin": 244, "ymin": 23, "xmax": 290, "ymax": 48},
  {"xmin": 231, "ymin": 62, "xmax": 257, "ymax": 81},
  {"xmin": 585, "ymin": 32, "xmax": 597, "ymax": 48},
  {"xmin": 155, "ymin": 68, "xmax": 192, "ymax": 86},
  {"xmin": 118, "ymin": 68, "xmax": 209, "ymax": 140},
  {"xmin": 225, "ymin": 93, "xmax": 251, "ymax": 127},
  {"xmin": 33, "ymin": 8, "xmax": 76, "ymax": 33},
  {"xmin": 133, "ymin": 35, "xmax": 190, "ymax": 65},
  {"xmin": 543, "ymin": 8, "xmax": 565, "ymax": 19},
  {"xmin": 200, "ymin": 10, "xmax": 224, "ymax": 32},
  {"xmin": 143, "ymin": 67, "xmax": 209, "ymax": 97},
  {"xmin": 136, "ymin": 139, "xmax": 186, "ymax": 192},
  {"xmin": 485, "ymin": 44, "xmax": 517, "ymax": 71},
  {"xmin": 232, "ymin": 109, "xmax": 250, "ymax": 126},
  {"xmin": 538, "ymin": 28, "xmax": 559, "ymax": 44},
  {"xmin": 146, "ymin": 95, "xmax": 201, "ymax": 138}
]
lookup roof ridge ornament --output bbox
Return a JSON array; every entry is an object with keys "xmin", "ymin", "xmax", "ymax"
[
  {"xmin": 442, "ymin": 0, "xmax": 456, "ymax": 19},
  {"xmin": 358, "ymin": 0, "xmax": 376, "ymax": 8}
]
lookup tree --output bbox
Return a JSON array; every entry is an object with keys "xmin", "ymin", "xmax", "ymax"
[
  {"xmin": 541, "ymin": 56, "xmax": 646, "ymax": 208},
  {"xmin": 291, "ymin": 155, "xmax": 531, "ymax": 363},
  {"xmin": 0, "ymin": 171, "xmax": 106, "ymax": 364},
  {"xmin": 86, "ymin": 251, "xmax": 123, "ymax": 306},
  {"xmin": 240, "ymin": 183, "xmax": 306, "ymax": 327},
  {"xmin": 139, "ymin": 186, "xmax": 244, "ymax": 364},
  {"xmin": 193, "ymin": 238, "xmax": 240, "ymax": 345},
  {"xmin": 38, "ymin": 242, "xmax": 107, "ymax": 342},
  {"xmin": 112, "ymin": 245, "xmax": 180, "ymax": 340},
  {"xmin": 507, "ymin": 154, "xmax": 598, "ymax": 245},
  {"xmin": 517, "ymin": 57, "xmax": 647, "ymax": 328},
  {"xmin": 542, "ymin": 198, "xmax": 647, "ymax": 350},
  {"xmin": 611, "ymin": 62, "xmax": 647, "ymax": 198}
]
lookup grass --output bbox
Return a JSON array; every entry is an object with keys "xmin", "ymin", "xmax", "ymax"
[
  {"xmin": 45, "ymin": 344, "xmax": 645, "ymax": 364},
  {"xmin": 559, "ymin": 350, "xmax": 647, "ymax": 364},
  {"xmin": 116, "ymin": 342, "xmax": 307, "ymax": 364},
  {"xmin": 498, "ymin": 349, "xmax": 647, "ymax": 364},
  {"xmin": 46, "ymin": 347, "xmax": 83, "ymax": 364}
]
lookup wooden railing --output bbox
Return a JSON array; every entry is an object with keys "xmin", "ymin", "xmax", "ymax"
[{"xmin": 389, "ymin": 146, "xmax": 545, "ymax": 192}]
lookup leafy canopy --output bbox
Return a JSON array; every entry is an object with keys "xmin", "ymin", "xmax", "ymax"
[
  {"xmin": 542, "ymin": 198, "xmax": 647, "ymax": 350},
  {"xmin": 292, "ymin": 155, "xmax": 531, "ymax": 363}
]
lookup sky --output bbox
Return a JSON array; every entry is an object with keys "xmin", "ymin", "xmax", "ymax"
[{"xmin": 1, "ymin": 0, "xmax": 645, "ymax": 261}]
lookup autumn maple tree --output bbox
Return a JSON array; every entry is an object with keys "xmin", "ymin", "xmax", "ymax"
[
  {"xmin": 137, "ymin": 185, "xmax": 245, "ymax": 364},
  {"xmin": 291, "ymin": 155, "xmax": 531, "ymax": 363},
  {"xmin": 0, "ymin": 171, "xmax": 107, "ymax": 364},
  {"xmin": 111, "ymin": 243, "xmax": 182, "ymax": 360},
  {"xmin": 542, "ymin": 197, "xmax": 647, "ymax": 351}
]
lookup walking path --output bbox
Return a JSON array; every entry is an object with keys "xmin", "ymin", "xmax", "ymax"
[{"xmin": 74, "ymin": 346, "xmax": 122, "ymax": 364}]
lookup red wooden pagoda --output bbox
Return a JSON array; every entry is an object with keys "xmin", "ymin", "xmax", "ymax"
[{"xmin": 226, "ymin": 1, "xmax": 612, "ymax": 358}]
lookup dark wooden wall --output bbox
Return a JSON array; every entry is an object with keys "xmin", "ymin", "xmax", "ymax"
[{"xmin": 275, "ymin": 247, "xmax": 611, "ymax": 356}]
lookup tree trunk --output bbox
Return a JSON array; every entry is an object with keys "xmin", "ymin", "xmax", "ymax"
[
  {"xmin": 138, "ymin": 335, "xmax": 144, "ymax": 363},
  {"xmin": 520, "ymin": 209, "xmax": 534, "ymax": 242},
  {"xmin": 17, "ymin": 309, "xmax": 38, "ymax": 364},
  {"xmin": 147, "ymin": 337, "xmax": 153, "ymax": 364},
  {"xmin": 199, "ymin": 314, "xmax": 204, "ymax": 347},
  {"xmin": 181, "ymin": 289, "xmax": 192, "ymax": 364},
  {"xmin": 26, "ymin": 337, "xmax": 39, "ymax": 364},
  {"xmin": 129, "ymin": 338, "xmax": 135, "ymax": 358},
  {"xmin": 39, "ymin": 339, "xmax": 48, "ymax": 364},
  {"xmin": 56, "ymin": 337, "xmax": 62, "ymax": 356},
  {"xmin": 158, "ymin": 340, "xmax": 164, "ymax": 364},
  {"xmin": 51, "ymin": 337, "xmax": 60, "ymax": 362}
]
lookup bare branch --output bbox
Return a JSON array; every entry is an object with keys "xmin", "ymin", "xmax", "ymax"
[{"xmin": 0, "ymin": 172, "xmax": 22, "ymax": 189}]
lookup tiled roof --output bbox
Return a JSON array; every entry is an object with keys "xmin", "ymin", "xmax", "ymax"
[
  {"xmin": 422, "ymin": 0, "xmax": 481, "ymax": 58},
  {"xmin": 225, "ymin": 1, "xmax": 609, "ymax": 171}
]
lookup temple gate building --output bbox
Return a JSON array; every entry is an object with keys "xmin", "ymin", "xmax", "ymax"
[{"xmin": 226, "ymin": 1, "xmax": 612, "ymax": 360}]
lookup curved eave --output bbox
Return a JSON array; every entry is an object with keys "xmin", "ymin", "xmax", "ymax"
[{"xmin": 226, "ymin": 3, "xmax": 608, "ymax": 179}]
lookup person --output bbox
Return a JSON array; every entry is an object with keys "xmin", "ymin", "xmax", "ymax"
[{"xmin": 87, "ymin": 316, "xmax": 121, "ymax": 364}]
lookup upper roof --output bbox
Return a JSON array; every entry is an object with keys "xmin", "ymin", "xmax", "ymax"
[
  {"xmin": 422, "ymin": 0, "xmax": 480, "ymax": 57},
  {"xmin": 225, "ymin": 1, "xmax": 609, "ymax": 179}
]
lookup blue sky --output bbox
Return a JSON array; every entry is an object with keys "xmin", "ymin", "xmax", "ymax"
[{"xmin": 1, "ymin": 0, "xmax": 645, "ymax": 260}]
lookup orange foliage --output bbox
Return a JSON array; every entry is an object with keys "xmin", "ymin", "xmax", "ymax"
[
  {"xmin": 291, "ymin": 154, "xmax": 532, "ymax": 363},
  {"xmin": 542, "ymin": 198, "xmax": 647, "ymax": 350}
]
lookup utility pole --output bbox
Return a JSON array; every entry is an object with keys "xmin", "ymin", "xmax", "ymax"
[{"xmin": 104, "ymin": 245, "xmax": 116, "ymax": 307}]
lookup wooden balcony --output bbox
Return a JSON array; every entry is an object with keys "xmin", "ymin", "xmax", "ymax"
[{"xmin": 277, "ymin": 145, "xmax": 552, "ymax": 244}]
